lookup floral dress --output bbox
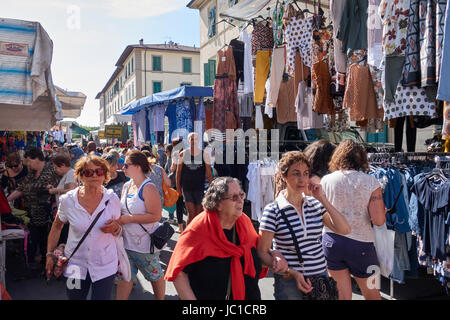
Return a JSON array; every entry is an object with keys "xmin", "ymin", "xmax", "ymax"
[{"xmin": 379, "ymin": 0, "xmax": 410, "ymax": 56}]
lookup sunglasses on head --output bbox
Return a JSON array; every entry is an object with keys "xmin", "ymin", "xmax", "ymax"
[
  {"xmin": 223, "ymin": 192, "xmax": 246, "ymax": 202},
  {"xmin": 81, "ymin": 168, "xmax": 105, "ymax": 177}
]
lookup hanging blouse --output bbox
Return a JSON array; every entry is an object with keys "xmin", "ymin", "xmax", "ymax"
[
  {"xmin": 285, "ymin": 16, "xmax": 314, "ymax": 73},
  {"xmin": 382, "ymin": 84, "xmax": 438, "ymax": 120},
  {"xmin": 337, "ymin": 0, "xmax": 369, "ymax": 53},
  {"xmin": 272, "ymin": 4, "xmax": 285, "ymax": 46},
  {"xmin": 402, "ymin": 0, "xmax": 447, "ymax": 87},
  {"xmin": 379, "ymin": 0, "xmax": 410, "ymax": 56},
  {"xmin": 251, "ymin": 21, "xmax": 274, "ymax": 58},
  {"xmin": 367, "ymin": 0, "xmax": 384, "ymax": 68},
  {"xmin": 217, "ymin": 46, "xmax": 236, "ymax": 80}
]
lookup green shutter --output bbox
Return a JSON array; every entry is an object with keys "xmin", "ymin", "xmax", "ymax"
[
  {"xmin": 183, "ymin": 58, "xmax": 192, "ymax": 73},
  {"xmin": 153, "ymin": 82, "xmax": 162, "ymax": 93},
  {"xmin": 153, "ymin": 56, "xmax": 161, "ymax": 71},
  {"xmin": 209, "ymin": 59, "xmax": 216, "ymax": 85},
  {"xmin": 204, "ymin": 62, "xmax": 210, "ymax": 86}
]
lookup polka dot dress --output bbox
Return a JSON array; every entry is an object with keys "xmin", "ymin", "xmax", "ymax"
[
  {"xmin": 285, "ymin": 16, "xmax": 314, "ymax": 74},
  {"xmin": 383, "ymin": 84, "xmax": 437, "ymax": 121}
]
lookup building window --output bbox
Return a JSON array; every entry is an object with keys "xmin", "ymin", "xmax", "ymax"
[
  {"xmin": 131, "ymin": 57, "xmax": 134, "ymax": 73},
  {"xmin": 182, "ymin": 58, "xmax": 192, "ymax": 73},
  {"xmin": 132, "ymin": 81, "xmax": 134, "ymax": 98},
  {"xmin": 203, "ymin": 59, "xmax": 216, "ymax": 86},
  {"xmin": 152, "ymin": 56, "xmax": 162, "ymax": 71},
  {"xmin": 229, "ymin": 0, "xmax": 238, "ymax": 7},
  {"xmin": 180, "ymin": 82, "xmax": 192, "ymax": 87},
  {"xmin": 153, "ymin": 81, "xmax": 162, "ymax": 93},
  {"xmin": 208, "ymin": 6, "xmax": 216, "ymax": 38}
]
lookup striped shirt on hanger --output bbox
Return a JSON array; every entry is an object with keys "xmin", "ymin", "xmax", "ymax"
[{"xmin": 259, "ymin": 191, "xmax": 328, "ymax": 276}]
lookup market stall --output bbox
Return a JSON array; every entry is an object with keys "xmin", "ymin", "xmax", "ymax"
[{"xmin": 120, "ymin": 85, "xmax": 214, "ymax": 145}]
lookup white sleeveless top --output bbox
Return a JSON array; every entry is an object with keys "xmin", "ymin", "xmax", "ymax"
[{"xmin": 120, "ymin": 178, "xmax": 160, "ymax": 253}]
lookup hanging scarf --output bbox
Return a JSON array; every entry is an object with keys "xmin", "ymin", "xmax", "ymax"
[{"xmin": 165, "ymin": 210, "xmax": 268, "ymax": 300}]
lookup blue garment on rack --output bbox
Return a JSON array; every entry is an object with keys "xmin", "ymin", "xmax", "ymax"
[
  {"xmin": 372, "ymin": 168, "xmax": 411, "ymax": 233},
  {"xmin": 165, "ymin": 103, "xmax": 177, "ymax": 142},
  {"xmin": 145, "ymin": 109, "xmax": 152, "ymax": 142},
  {"xmin": 390, "ymin": 231, "xmax": 411, "ymax": 284},
  {"xmin": 176, "ymin": 99, "xmax": 193, "ymax": 141},
  {"xmin": 413, "ymin": 174, "xmax": 450, "ymax": 261},
  {"xmin": 409, "ymin": 174, "xmax": 426, "ymax": 236}
]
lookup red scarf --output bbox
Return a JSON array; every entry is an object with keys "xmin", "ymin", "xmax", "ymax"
[{"xmin": 165, "ymin": 210, "xmax": 268, "ymax": 300}]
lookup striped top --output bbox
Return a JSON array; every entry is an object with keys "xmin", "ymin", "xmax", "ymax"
[{"xmin": 259, "ymin": 191, "xmax": 327, "ymax": 276}]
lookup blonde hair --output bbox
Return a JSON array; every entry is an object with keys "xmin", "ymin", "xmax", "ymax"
[{"xmin": 74, "ymin": 155, "xmax": 111, "ymax": 184}]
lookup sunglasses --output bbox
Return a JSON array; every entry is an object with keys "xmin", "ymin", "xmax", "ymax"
[
  {"xmin": 8, "ymin": 163, "xmax": 20, "ymax": 169},
  {"xmin": 223, "ymin": 192, "xmax": 246, "ymax": 202},
  {"xmin": 123, "ymin": 163, "xmax": 135, "ymax": 169},
  {"xmin": 81, "ymin": 168, "xmax": 105, "ymax": 177}
]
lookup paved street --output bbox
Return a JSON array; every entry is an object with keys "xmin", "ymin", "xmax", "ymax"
[{"xmin": 3, "ymin": 209, "xmax": 449, "ymax": 300}]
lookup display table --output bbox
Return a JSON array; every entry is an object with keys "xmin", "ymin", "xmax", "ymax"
[{"xmin": 0, "ymin": 232, "xmax": 24, "ymax": 287}]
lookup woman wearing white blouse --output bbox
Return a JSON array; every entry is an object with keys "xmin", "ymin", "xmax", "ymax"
[{"xmin": 46, "ymin": 155, "xmax": 123, "ymax": 300}]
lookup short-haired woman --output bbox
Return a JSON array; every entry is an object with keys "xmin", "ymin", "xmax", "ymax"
[
  {"xmin": 1, "ymin": 152, "xmax": 28, "ymax": 210},
  {"xmin": 166, "ymin": 177, "xmax": 286, "ymax": 300},
  {"xmin": 49, "ymin": 153, "xmax": 78, "ymax": 206},
  {"xmin": 8, "ymin": 147, "xmax": 60, "ymax": 273},
  {"xmin": 102, "ymin": 153, "xmax": 127, "ymax": 199},
  {"xmin": 116, "ymin": 150, "xmax": 165, "ymax": 300},
  {"xmin": 321, "ymin": 140, "xmax": 386, "ymax": 300},
  {"xmin": 257, "ymin": 151, "xmax": 351, "ymax": 300},
  {"xmin": 45, "ymin": 155, "xmax": 123, "ymax": 300}
]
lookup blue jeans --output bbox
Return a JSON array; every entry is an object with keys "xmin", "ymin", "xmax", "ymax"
[
  {"xmin": 274, "ymin": 271, "xmax": 329, "ymax": 300},
  {"xmin": 66, "ymin": 272, "xmax": 115, "ymax": 300}
]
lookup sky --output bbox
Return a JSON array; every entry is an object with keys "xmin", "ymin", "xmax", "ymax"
[{"xmin": 1, "ymin": 0, "xmax": 200, "ymax": 127}]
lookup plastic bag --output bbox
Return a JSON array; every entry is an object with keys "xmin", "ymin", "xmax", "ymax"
[{"xmin": 373, "ymin": 223, "xmax": 395, "ymax": 278}]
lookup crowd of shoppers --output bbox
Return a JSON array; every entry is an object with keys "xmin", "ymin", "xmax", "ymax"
[{"xmin": 1, "ymin": 137, "xmax": 388, "ymax": 301}]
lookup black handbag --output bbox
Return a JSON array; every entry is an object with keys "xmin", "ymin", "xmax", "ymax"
[
  {"xmin": 125, "ymin": 183, "xmax": 175, "ymax": 254},
  {"xmin": 276, "ymin": 203, "xmax": 338, "ymax": 300}
]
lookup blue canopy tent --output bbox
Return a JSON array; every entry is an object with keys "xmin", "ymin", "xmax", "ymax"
[{"xmin": 120, "ymin": 85, "xmax": 213, "ymax": 115}]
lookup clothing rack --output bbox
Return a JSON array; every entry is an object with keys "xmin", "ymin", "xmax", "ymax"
[
  {"xmin": 368, "ymin": 152, "xmax": 450, "ymax": 164},
  {"xmin": 369, "ymin": 151, "xmax": 449, "ymax": 300}
]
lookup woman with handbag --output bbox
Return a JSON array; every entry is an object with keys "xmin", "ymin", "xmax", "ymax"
[
  {"xmin": 115, "ymin": 150, "xmax": 166, "ymax": 300},
  {"xmin": 45, "ymin": 155, "xmax": 124, "ymax": 300},
  {"xmin": 320, "ymin": 140, "xmax": 386, "ymax": 300},
  {"xmin": 166, "ymin": 177, "xmax": 287, "ymax": 300},
  {"xmin": 257, "ymin": 151, "xmax": 351, "ymax": 300}
]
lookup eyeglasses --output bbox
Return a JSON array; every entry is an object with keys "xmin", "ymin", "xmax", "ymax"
[
  {"xmin": 223, "ymin": 192, "xmax": 246, "ymax": 202},
  {"xmin": 81, "ymin": 168, "xmax": 105, "ymax": 177}
]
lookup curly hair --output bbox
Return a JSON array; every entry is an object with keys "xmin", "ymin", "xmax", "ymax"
[
  {"xmin": 274, "ymin": 151, "xmax": 311, "ymax": 197},
  {"xmin": 303, "ymin": 140, "xmax": 336, "ymax": 178},
  {"xmin": 329, "ymin": 140, "xmax": 369, "ymax": 172},
  {"xmin": 202, "ymin": 177, "xmax": 242, "ymax": 212}
]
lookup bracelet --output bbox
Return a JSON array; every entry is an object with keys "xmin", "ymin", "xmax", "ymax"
[{"xmin": 46, "ymin": 252, "xmax": 54, "ymax": 257}]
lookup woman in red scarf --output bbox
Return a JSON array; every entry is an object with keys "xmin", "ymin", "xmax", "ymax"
[{"xmin": 165, "ymin": 177, "xmax": 287, "ymax": 300}]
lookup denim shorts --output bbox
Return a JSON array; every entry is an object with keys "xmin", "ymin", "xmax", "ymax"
[
  {"xmin": 322, "ymin": 232, "xmax": 379, "ymax": 279},
  {"xmin": 121, "ymin": 250, "xmax": 164, "ymax": 282},
  {"xmin": 273, "ymin": 271, "xmax": 329, "ymax": 300}
]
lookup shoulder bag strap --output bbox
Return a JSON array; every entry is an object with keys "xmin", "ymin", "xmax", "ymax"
[
  {"xmin": 225, "ymin": 225, "xmax": 237, "ymax": 300},
  {"xmin": 276, "ymin": 202, "xmax": 305, "ymax": 268},
  {"xmin": 68, "ymin": 199, "xmax": 110, "ymax": 260},
  {"xmin": 124, "ymin": 182, "xmax": 152, "ymax": 236}
]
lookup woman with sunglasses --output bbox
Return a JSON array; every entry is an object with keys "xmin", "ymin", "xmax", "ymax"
[
  {"xmin": 1, "ymin": 152, "xmax": 28, "ymax": 210},
  {"xmin": 45, "ymin": 155, "xmax": 123, "ymax": 300},
  {"xmin": 115, "ymin": 150, "xmax": 165, "ymax": 300},
  {"xmin": 166, "ymin": 177, "xmax": 287, "ymax": 300}
]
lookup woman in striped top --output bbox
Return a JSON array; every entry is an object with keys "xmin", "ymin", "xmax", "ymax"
[{"xmin": 257, "ymin": 151, "xmax": 351, "ymax": 300}]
